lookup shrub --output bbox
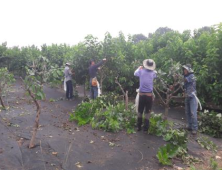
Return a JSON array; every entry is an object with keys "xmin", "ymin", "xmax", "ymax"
[
  {"xmin": 198, "ymin": 110, "xmax": 222, "ymax": 138},
  {"xmin": 148, "ymin": 113, "xmax": 169, "ymax": 136}
]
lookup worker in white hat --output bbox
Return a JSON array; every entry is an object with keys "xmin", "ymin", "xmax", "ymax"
[
  {"xmin": 134, "ymin": 59, "xmax": 157, "ymax": 132},
  {"xmin": 64, "ymin": 62, "xmax": 74, "ymax": 100}
]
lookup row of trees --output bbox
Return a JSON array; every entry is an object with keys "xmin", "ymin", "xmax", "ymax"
[{"xmin": 0, "ymin": 23, "xmax": 222, "ymax": 105}]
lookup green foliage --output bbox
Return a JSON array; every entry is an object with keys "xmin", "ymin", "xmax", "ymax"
[
  {"xmin": 69, "ymin": 93, "xmax": 121, "ymax": 126},
  {"xmin": 197, "ymin": 136, "xmax": 218, "ymax": 152},
  {"xmin": 0, "ymin": 67, "xmax": 15, "ymax": 107},
  {"xmin": 156, "ymin": 60, "xmax": 183, "ymax": 88},
  {"xmin": 157, "ymin": 129, "xmax": 192, "ymax": 166},
  {"xmin": 164, "ymin": 129, "xmax": 188, "ymax": 147},
  {"xmin": 91, "ymin": 102, "xmax": 136, "ymax": 133},
  {"xmin": 156, "ymin": 143, "xmax": 179, "ymax": 165},
  {"xmin": 69, "ymin": 113, "xmax": 75, "ymax": 122},
  {"xmin": 70, "ymin": 101, "xmax": 96, "ymax": 126},
  {"xmin": 151, "ymin": 113, "xmax": 193, "ymax": 166},
  {"xmin": 1, "ymin": 23, "xmax": 222, "ymax": 105},
  {"xmin": 0, "ymin": 67, "xmax": 15, "ymax": 94},
  {"xmin": 91, "ymin": 106, "xmax": 121, "ymax": 132},
  {"xmin": 72, "ymin": 35, "xmax": 102, "ymax": 86},
  {"xmin": 198, "ymin": 110, "xmax": 222, "ymax": 138},
  {"xmin": 49, "ymin": 98, "xmax": 55, "ymax": 102},
  {"xmin": 24, "ymin": 56, "xmax": 50, "ymax": 100},
  {"xmin": 190, "ymin": 165, "xmax": 197, "ymax": 170},
  {"xmin": 41, "ymin": 43, "xmax": 74, "ymax": 67},
  {"xmin": 182, "ymin": 154, "xmax": 202, "ymax": 165},
  {"xmin": 132, "ymin": 34, "xmax": 148, "ymax": 43},
  {"xmin": 70, "ymin": 94, "xmax": 136, "ymax": 133},
  {"xmin": 47, "ymin": 65, "xmax": 64, "ymax": 87},
  {"xmin": 210, "ymin": 157, "xmax": 219, "ymax": 170},
  {"xmin": 156, "ymin": 128, "xmax": 189, "ymax": 165},
  {"xmin": 97, "ymin": 92, "xmax": 122, "ymax": 106},
  {"xmin": 148, "ymin": 113, "xmax": 169, "ymax": 136},
  {"xmin": 24, "ymin": 55, "xmax": 66, "ymax": 101},
  {"xmin": 154, "ymin": 60, "xmax": 184, "ymax": 117},
  {"xmin": 24, "ymin": 75, "xmax": 45, "ymax": 100}
]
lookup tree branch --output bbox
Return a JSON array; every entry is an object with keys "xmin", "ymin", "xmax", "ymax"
[
  {"xmin": 154, "ymin": 87, "xmax": 166, "ymax": 105},
  {"xmin": 156, "ymin": 87, "xmax": 167, "ymax": 94},
  {"xmin": 115, "ymin": 77, "xmax": 128, "ymax": 110},
  {"xmin": 0, "ymin": 96, "xmax": 5, "ymax": 108},
  {"xmin": 115, "ymin": 77, "xmax": 126, "ymax": 96},
  {"xmin": 171, "ymin": 85, "xmax": 183, "ymax": 96},
  {"xmin": 170, "ymin": 96, "xmax": 184, "ymax": 99}
]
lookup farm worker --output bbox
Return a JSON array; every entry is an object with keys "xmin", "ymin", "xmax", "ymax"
[
  {"xmin": 134, "ymin": 59, "xmax": 157, "ymax": 132},
  {"xmin": 64, "ymin": 63, "xmax": 74, "ymax": 100},
  {"xmin": 89, "ymin": 58, "xmax": 106, "ymax": 99},
  {"xmin": 183, "ymin": 64, "xmax": 199, "ymax": 135}
]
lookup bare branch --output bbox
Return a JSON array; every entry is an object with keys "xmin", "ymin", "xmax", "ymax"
[
  {"xmin": 156, "ymin": 86, "xmax": 167, "ymax": 94},
  {"xmin": 115, "ymin": 77, "xmax": 126, "ymax": 96},
  {"xmin": 170, "ymin": 96, "xmax": 185, "ymax": 99},
  {"xmin": 171, "ymin": 85, "xmax": 183, "ymax": 96},
  {"xmin": 154, "ymin": 87, "xmax": 166, "ymax": 105},
  {"xmin": 0, "ymin": 96, "xmax": 5, "ymax": 108},
  {"xmin": 114, "ymin": 77, "xmax": 128, "ymax": 110}
]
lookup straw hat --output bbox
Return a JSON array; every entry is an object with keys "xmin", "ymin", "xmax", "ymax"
[{"xmin": 143, "ymin": 59, "xmax": 156, "ymax": 70}]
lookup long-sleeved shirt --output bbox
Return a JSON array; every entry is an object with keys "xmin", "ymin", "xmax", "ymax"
[
  {"xmin": 184, "ymin": 73, "xmax": 196, "ymax": 97},
  {"xmin": 89, "ymin": 60, "xmax": 104, "ymax": 78},
  {"xmin": 134, "ymin": 68, "xmax": 157, "ymax": 93},
  {"xmin": 64, "ymin": 66, "xmax": 72, "ymax": 82}
]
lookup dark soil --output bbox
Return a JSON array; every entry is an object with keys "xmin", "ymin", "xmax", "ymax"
[{"xmin": 0, "ymin": 79, "xmax": 221, "ymax": 170}]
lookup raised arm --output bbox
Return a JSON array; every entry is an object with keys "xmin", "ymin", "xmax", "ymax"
[
  {"xmin": 94, "ymin": 58, "xmax": 106, "ymax": 69},
  {"xmin": 134, "ymin": 66, "xmax": 143, "ymax": 77}
]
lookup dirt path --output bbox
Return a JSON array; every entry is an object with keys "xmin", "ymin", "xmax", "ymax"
[{"xmin": 0, "ymin": 79, "xmax": 221, "ymax": 170}]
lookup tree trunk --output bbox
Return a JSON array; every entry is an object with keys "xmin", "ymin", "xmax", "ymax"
[
  {"xmin": 125, "ymin": 91, "xmax": 128, "ymax": 110},
  {"xmin": 83, "ymin": 82, "xmax": 86, "ymax": 97},
  {"xmin": 164, "ymin": 106, "xmax": 169, "ymax": 120},
  {"xmin": 28, "ymin": 89, "xmax": 41, "ymax": 149},
  {"xmin": 164, "ymin": 94, "xmax": 170, "ymax": 119},
  {"xmin": 0, "ymin": 96, "xmax": 5, "ymax": 108}
]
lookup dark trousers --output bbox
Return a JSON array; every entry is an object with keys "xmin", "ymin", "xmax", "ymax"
[
  {"xmin": 66, "ymin": 80, "xmax": 73, "ymax": 99},
  {"xmin": 137, "ymin": 95, "xmax": 153, "ymax": 131}
]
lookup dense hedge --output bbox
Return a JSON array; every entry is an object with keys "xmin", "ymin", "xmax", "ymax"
[{"xmin": 1, "ymin": 23, "xmax": 222, "ymax": 105}]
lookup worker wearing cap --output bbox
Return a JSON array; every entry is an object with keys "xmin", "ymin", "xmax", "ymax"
[
  {"xmin": 64, "ymin": 63, "xmax": 74, "ymax": 100},
  {"xmin": 182, "ymin": 64, "xmax": 198, "ymax": 135}
]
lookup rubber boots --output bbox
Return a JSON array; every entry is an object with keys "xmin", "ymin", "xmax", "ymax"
[
  {"xmin": 137, "ymin": 117, "xmax": 142, "ymax": 131},
  {"xmin": 143, "ymin": 119, "xmax": 149, "ymax": 132}
]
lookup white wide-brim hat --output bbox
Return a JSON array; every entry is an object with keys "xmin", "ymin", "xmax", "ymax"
[
  {"xmin": 143, "ymin": 59, "xmax": 156, "ymax": 70},
  {"xmin": 182, "ymin": 64, "xmax": 194, "ymax": 73},
  {"xmin": 65, "ymin": 62, "xmax": 71, "ymax": 66}
]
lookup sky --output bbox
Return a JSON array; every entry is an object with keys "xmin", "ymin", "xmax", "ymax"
[{"xmin": 0, "ymin": 0, "xmax": 222, "ymax": 48}]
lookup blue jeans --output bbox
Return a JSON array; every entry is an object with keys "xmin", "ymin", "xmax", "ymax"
[
  {"xmin": 90, "ymin": 78, "xmax": 98, "ymax": 99},
  {"xmin": 66, "ymin": 80, "xmax": 73, "ymax": 99},
  {"xmin": 185, "ymin": 96, "xmax": 198, "ymax": 131}
]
